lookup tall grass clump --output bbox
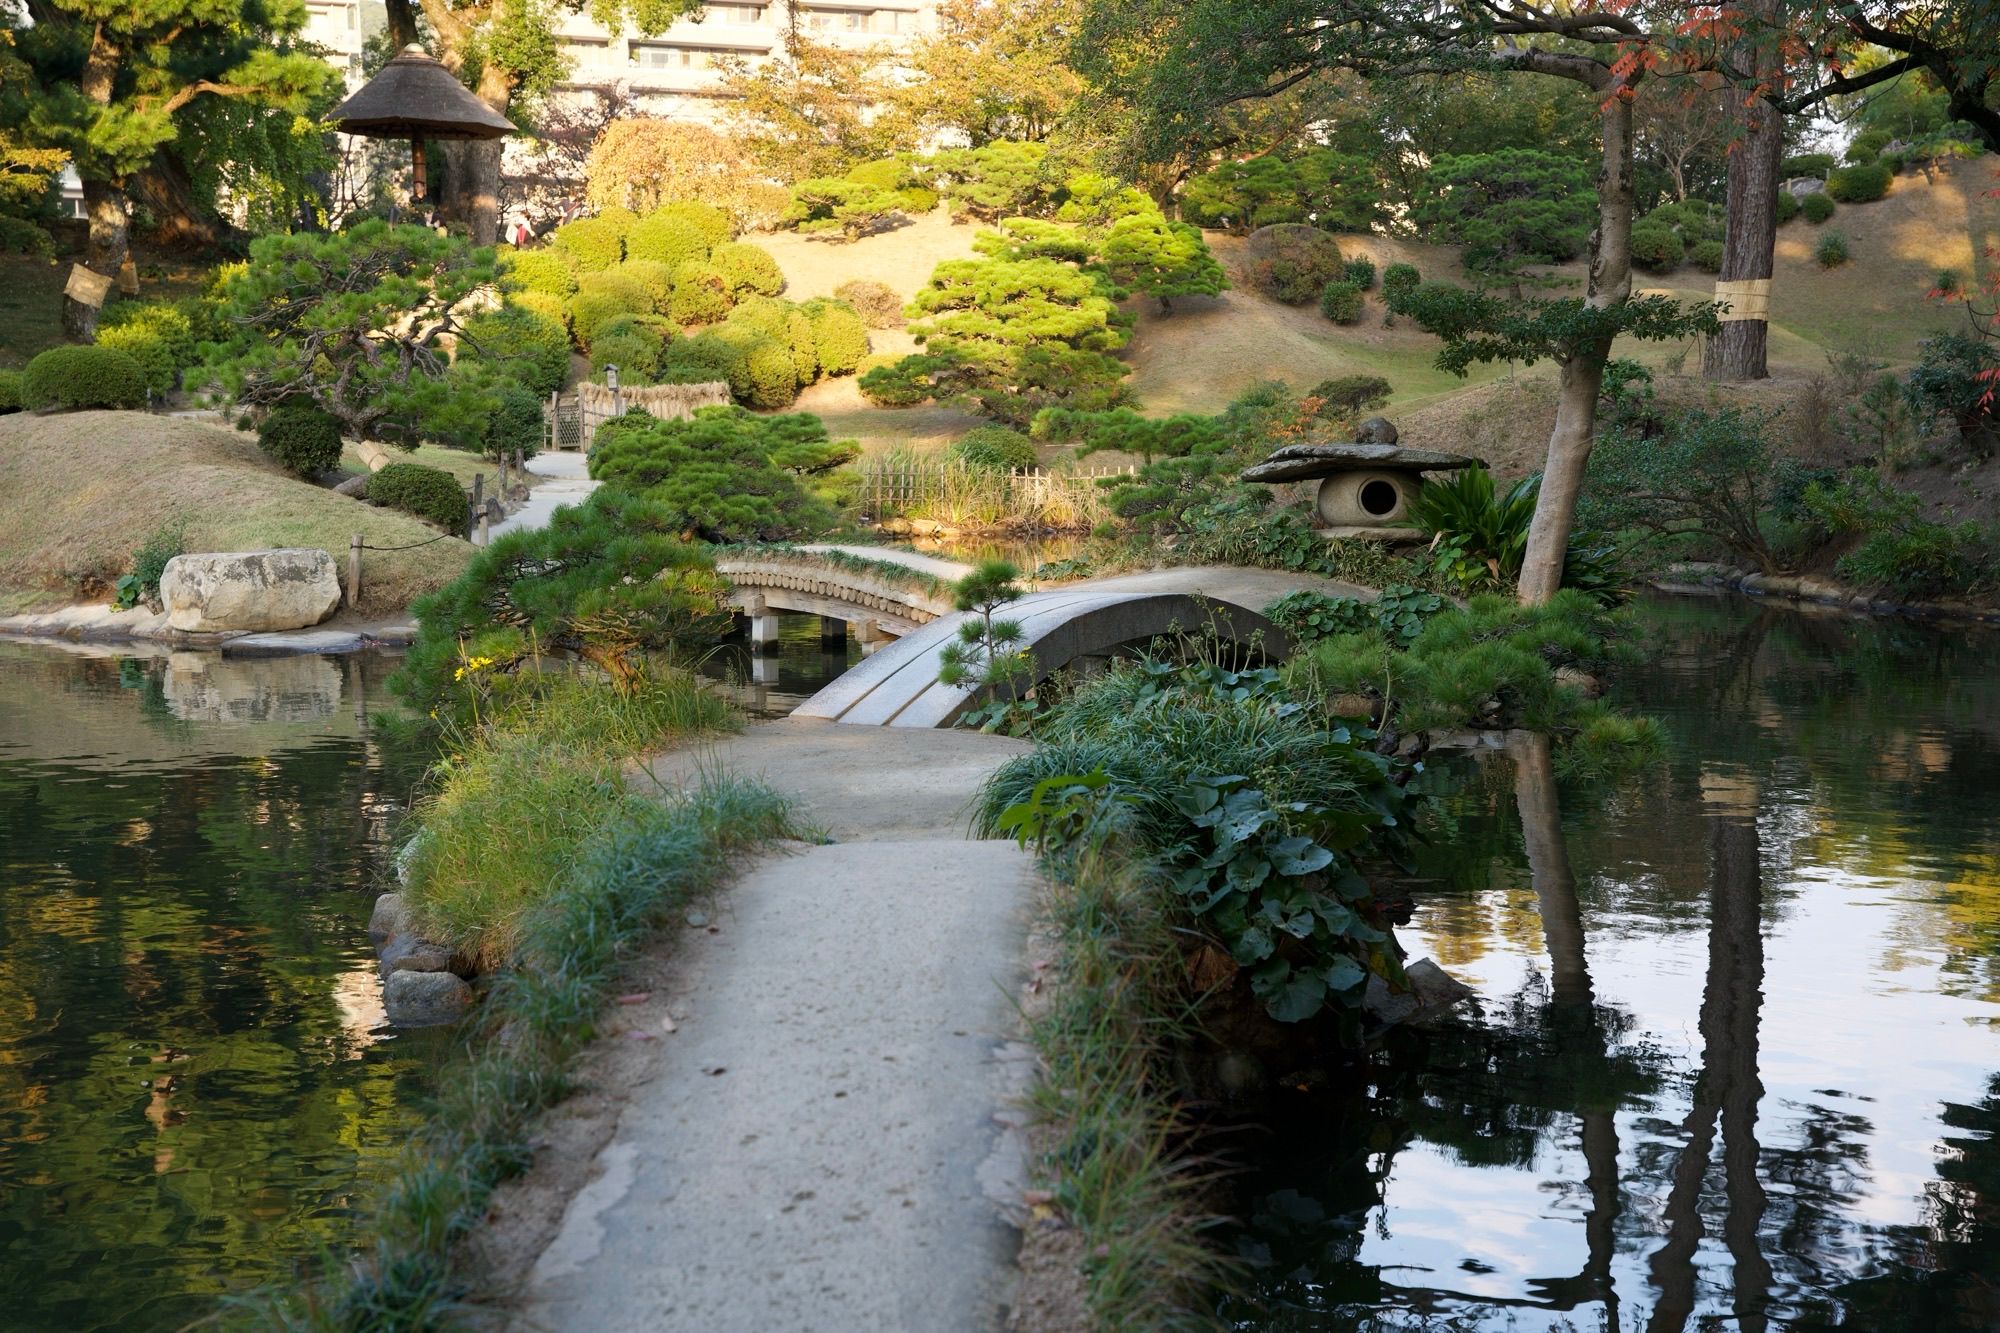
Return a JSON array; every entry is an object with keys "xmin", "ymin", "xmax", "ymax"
[{"xmin": 250, "ymin": 675, "xmax": 790, "ymax": 1328}]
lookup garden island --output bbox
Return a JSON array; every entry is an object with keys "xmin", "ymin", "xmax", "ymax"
[{"xmin": 3, "ymin": 0, "xmax": 2000, "ymax": 1327}]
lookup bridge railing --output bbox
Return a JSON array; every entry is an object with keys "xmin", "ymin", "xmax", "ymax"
[{"xmin": 858, "ymin": 458, "xmax": 1133, "ymax": 530}]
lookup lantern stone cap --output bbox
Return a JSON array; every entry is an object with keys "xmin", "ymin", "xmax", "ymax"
[
  {"xmin": 1241, "ymin": 441, "xmax": 1477, "ymax": 484},
  {"xmin": 328, "ymin": 45, "xmax": 515, "ymax": 141}
]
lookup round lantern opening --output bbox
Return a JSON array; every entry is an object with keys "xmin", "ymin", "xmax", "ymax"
[{"xmin": 1359, "ymin": 478, "xmax": 1401, "ymax": 517}]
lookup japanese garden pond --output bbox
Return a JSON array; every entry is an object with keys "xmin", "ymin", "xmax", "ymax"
[{"xmin": 0, "ymin": 642, "xmax": 441, "ymax": 1328}]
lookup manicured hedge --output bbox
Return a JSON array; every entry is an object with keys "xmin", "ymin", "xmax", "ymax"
[
  {"xmin": 0, "ymin": 369, "xmax": 21, "ymax": 414},
  {"xmin": 805, "ymin": 298, "xmax": 868, "ymax": 375},
  {"xmin": 504, "ymin": 248, "xmax": 579, "ymax": 297},
  {"xmin": 21, "ymin": 345, "xmax": 147, "ymax": 411},
  {"xmin": 1629, "ymin": 223, "xmax": 1685, "ymax": 272},
  {"xmin": 1827, "ymin": 162, "xmax": 1892, "ymax": 203},
  {"xmin": 464, "ymin": 305, "xmax": 571, "ymax": 396},
  {"xmin": 1803, "ymin": 192, "xmax": 1836, "ymax": 224},
  {"xmin": 669, "ymin": 261, "xmax": 733, "ymax": 324},
  {"xmin": 369, "ymin": 461, "xmax": 467, "ymax": 532},
  {"xmin": 1775, "ymin": 191, "xmax": 1801, "ymax": 224},
  {"xmin": 946, "ymin": 425, "xmax": 1037, "ymax": 471},
  {"xmin": 625, "ymin": 213, "xmax": 711, "ymax": 270},
  {"xmin": 1318, "ymin": 279, "xmax": 1364, "ymax": 324},
  {"xmin": 1691, "ymin": 239, "xmax": 1726, "ymax": 273},
  {"xmin": 1244, "ymin": 224, "xmax": 1344, "ymax": 304},
  {"xmin": 711, "ymin": 241, "xmax": 785, "ymax": 297},
  {"xmin": 834, "ymin": 279, "xmax": 904, "ymax": 329},
  {"xmin": 550, "ymin": 216, "xmax": 625, "ymax": 272},
  {"xmin": 655, "ymin": 200, "xmax": 734, "ymax": 248},
  {"xmin": 96, "ymin": 300, "xmax": 197, "ymax": 395},
  {"xmin": 257, "ymin": 402, "xmax": 345, "ymax": 477}
]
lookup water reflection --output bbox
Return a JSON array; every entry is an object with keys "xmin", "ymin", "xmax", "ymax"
[
  {"xmin": 1224, "ymin": 595, "xmax": 2000, "ymax": 1330},
  {"xmin": 0, "ymin": 643, "xmax": 439, "ymax": 1329}
]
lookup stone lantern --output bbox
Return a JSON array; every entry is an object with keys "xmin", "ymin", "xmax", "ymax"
[{"xmin": 1240, "ymin": 417, "xmax": 1476, "ymax": 541}]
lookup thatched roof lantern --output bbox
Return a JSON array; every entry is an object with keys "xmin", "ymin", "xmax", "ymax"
[{"xmin": 327, "ymin": 45, "xmax": 513, "ymax": 201}]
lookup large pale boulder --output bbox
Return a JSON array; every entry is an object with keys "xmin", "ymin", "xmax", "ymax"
[{"xmin": 159, "ymin": 548, "xmax": 342, "ymax": 632}]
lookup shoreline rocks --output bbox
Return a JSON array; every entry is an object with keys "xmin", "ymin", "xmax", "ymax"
[
  {"xmin": 370, "ymin": 889, "xmax": 480, "ymax": 1027},
  {"xmin": 159, "ymin": 548, "xmax": 342, "ymax": 633}
]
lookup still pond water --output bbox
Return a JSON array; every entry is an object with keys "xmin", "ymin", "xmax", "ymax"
[
  {"xmin": 0, "ymin": 644, "xmax": 440, "ymax": 1330},
  {"xmin": 1, "ymin": 593, "xmax": 1996, "ymax": 1329}
]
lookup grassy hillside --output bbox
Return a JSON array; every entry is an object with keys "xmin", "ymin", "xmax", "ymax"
[{"xmin": 0, "ymin": 411, "xmax": 473, "ymax": 616}]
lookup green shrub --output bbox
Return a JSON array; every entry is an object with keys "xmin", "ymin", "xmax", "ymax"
[
  {"xmin": 1840, "ymin": 524, "xmax": 1993, "ymax": 600},
  {"xmin": 1846, "ymin": 128, "xmax": 1892, "ymax": 165},
  {"xmin": 117, "ymin": 517, "xmax": 190, "ymax": 609},
  {"xmin": 611, "ymin": 259, "xmax": 675, "ymax": 311},
  {"xmin": 1802, "ymin": 191, "xmax": 1836, "ymax": 223},
  {"xmin": 655, "ymin": 199, "xmax": 734, "ymax": 248},
  {"xmin": 503, "ymin": 248, "xmax": 579, "ymax": 297},
  {"xmin": 256, "ymin": 402, "xmax": 345, "ymax": 477},
  {"xmin": 1342, "ymin": 255, "xmax": 1377, "ymax": 290},
  {"xmin": 587, "ymin": 404, "xmax": 854, "ymax": 540},
  {"xmin": 1310, "ymin": 374, "xmax": 1392, "ymax": 416},
  {"xmin": 20, "ymin": 345, "xmax": 147, "ymax": 411},
  {"xmin": 1782, "ymin": 152, "xmax": 1836, "ymax": 178},
  {"xmin": 0, "ymin": 215, "xmax": 52, "ymax": 257},
  {"xmin": 1827, "ymin": 162, "xmax": 1891, "ymax": 203},
  {"xmin": 569, "ymin": 288, "xmax": 645, "ymax": 351},
  {"xmin": 511, "ymin": 288, "xmax": 571, "ymax": 336},
  {"xmin": 657, "ymin": 333, "xmax": 743, "ymax": 386},
  {"xmin": 590, "ymin": 318, "xmax": 665, "ymax": 383},
  {"xmin": 370, "ymin": 461, "xmax": 468, "ymax": 532},
  {"xmin": 1317, "ymin": 279, "xmax": 1364, "ymax": 324},
  {"xmin": 576, "ymin": 268, "xmax": 651, "ymax": 313},
  {"xmin": 1691, "ymin": 238, "xmax": 1726, "ymax": 272},
  {"xmin": 1904, "ymin": 332, "xmax": 2000, "ymax": 452},
  {"xmin": 858, "ymin": 352, "xmax": 956, "ymax": 406},
  {"xmin": 95, "ymin": 300, "xmax": 197, "ymax": 396},
  {"xmin": 669, "ymin": 261, "xmax": 733, "ymax": 324},
  {"xmin": 549, "ymin": 215, "xmax": 625, "ymax": 271},
  {"xmin": 740, "ymin": 337, "xmax": 802, "ymax": 408},
  {"xmin": 463, "ymin": 304, "xmax": 571, "ymax": 397},
  {"xmin": 1380, "ymin": 262, "xmax": 1420, "ymax": 299},
  {"xmin": 804, "ymin": 298, "xmax": 868, "ymax": 376},
  {"xmin": 1775, "ymin": 191, "xmax": 1801, "ymax": 224},
  {"xmin": 1629, "ymin": 222, "xmax": 1685, "ymax": 272},
  {"xmin": 0, "ymin": 369, "xmax": 21, "ymax": 414},
  {"xmin": 625, "ymin": 212, "xmax": 712, "ymax": 270},
  {"xmin": 1244, "ymin": 224, "xmax": 1344, "ymax": 304},
  {"xmin": 947, "ymin": 425, "xmax": 1038, "ymax": 471},
  {"xmin": 710, "ymin": 242, "xmax": 784, "ymax": 297},
  {"xmin": 834, "ymin": 279, "xmax": 904, "ymax": 329},
  {"xmin": 1815, "ymin": 229, "xmax": 1850, "ymax": 268},
  {"xmin": 485, "ymin": 382, "xmax": 545, "ymax": 461}
]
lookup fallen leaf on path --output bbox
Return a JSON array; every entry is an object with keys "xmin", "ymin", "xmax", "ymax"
[
  {"xmin": 614, "ymin": 992, "xmax": 652, "ymax": 1005},
  {"xmin": 660, "ymin": 1015, "xmax": 679, "ymax": 1033},
  {"xmin": 625, "ymin": 1029, "xmax": 657, "ymax": 1041}
]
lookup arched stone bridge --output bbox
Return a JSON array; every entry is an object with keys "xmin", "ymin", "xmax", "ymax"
[{"xmin": 713, "ymin": 545, "xmax": 971, "ymax": 651}]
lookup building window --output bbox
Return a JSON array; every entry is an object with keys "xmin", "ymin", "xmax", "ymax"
[
  {"xmin": 630, "ymin": 43, "xmax": 742, "ymax": 69},
  {"xmin": 800, "ymin": 7, "xmax": 914, "ymax": 34},
  {"xmin": 702, "ymin": 3, "xmax": 764, "ymax": 21}
]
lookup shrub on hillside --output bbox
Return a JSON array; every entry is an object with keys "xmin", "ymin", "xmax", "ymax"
[
  {"xmin": 1245, "ymin": 224, "xmax": 1345, "ymax": 304},
  {"xmin": 370, "ymin": 461, "xmax": 467, "ymax": 532},
  {"xmin": 504, "ymin": 248, "xmax": 578, "ymax": 297},
  {"xmin": 656, "ymin": 200, "xmax": 734, "ymax": 248},
  {"xmin": 1343, "ymin": 255, "xmax": 1377, "ymax": 290},
  {"xmin": 0, "ymin": 369, "xmax": 21, "ymax": 414},
  {"xmin": 1415, "ymin": 148, "xmax": 1594, "ymax": 275},
  {"xmin": 1629, "ymin": 222, "xmax": 1685, "ymax": 272},
  {"xmin": 857, "ymin": 352, "xmax": 952, "ymax": 406},
  {"xmin": 1691, "ymin": 239, "xmax": 1726, "ymax": 273},
  {"xmin": 804, "ymin": 298, "xmax": 868, "ymax": 376},
  {"xmin": 590, "ymin": 318, "xmax": 665, "ymax": 383},
  {"xmin": 256, "ymin": 402, "xmax": 345, "ymax": 477},
  {"xmin": 835, "ymin": 279, "xmax": 904, "ymax": 329},
  {"xmin": 511, "ymin": 289, "xmax": 570, "ymax": 334},
  {"xmin": 946, "ymin": 425, "xmax": 1038, "ymax": 471},
  {"xmin": 1905, "ymin": 332, "xmax": 2000, "ymax": 453},
  {"xmin": 569, "ymin": 285, "xmax": 650, "ymax": 351},
  {"xmin": 0, "ymin": 215, "xmax": 52, "ymax": 258},
  {"xmin": 711, "ymin": 242, "xmax": 784, "ymax": 297},
  {"xmin": 625, "ymin": 212, "xmax": 711, "ymax": 270},
  {"xmin": 583, "ymin": 118, "xmax": 758, "ymax": 217},
  {"xmin": 550, "ymin": 216, "xmax": 624, "ymax": 272},
  {"xmin": 485, "ymin": 382, "xmax": 545, "ymax": 461},
  {"xmin": 1318, "ymin": 279, "xmax": 1364, "ymax": 324},
  {"xmin": 96, "ymin": 300, "xmax": 197, "ymax": 395},
  {"xmin": 1802, "ymin": 192, "xmax": 1836, "ymax": 223},
  {"xmin": 1381, "ymin": 262, "xmax": 1421, "ymax": 300},
  {"xmin": 1827, "ymin": 162, "xmax": 1892, "ymax": 203},
  {"xmin": 21, "ymin": 345, "xmax": 147, "ymax": 411},
  {"xmin": 1310, "ymin": 375, "xmax": 1392, "ymax": 417},
  {"xmin": 669, "ymin": 261, "xmax": 733, "ymax": 324},
  {"xmin": 611, "ymin": 259, "xmax": 675, "ymax": 311},
  {"xmin": 463, "ymin": 305, "xmax": 571, "ymax": 397},
  {"xmin": 656, "ymin": 334, "xmax": 742, "ymax": 387},
  {"xmin": 1783, "ymin": 152, "xmax": 1837, "ymax": 178},
  {"xmin": 1776, "ymin": 191, "xmax": 1801, "ymax": 224},
  {"xmin": 1816, "ymin": 229, "xmax": 1850, "ymax": 268}
]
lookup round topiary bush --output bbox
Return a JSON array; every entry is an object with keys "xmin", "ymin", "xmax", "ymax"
[
  {"xmin": 369, "ymin": 461, "xmax": 468, "ymax": 532},
  {"xmin": 656, "ymin": 200, "xmax": 735, "ymax": 248},
  {"xmin": 611, "ymin": 259, "xmax": 675, "ymax": 312},
  {"xmin": 590, "ymin": 318, "xmax": 666, "ymax": 382},
  {"xmin": 805, "ymin": 299, "xmax": 869, "ymax": 376},
  {"xmin": 1782, "ymin": 152, "xmax": 1836, "ymax": 179},
  {"xmin": 550, "ymin": 216, "xmax": 625, "ymax": 272},
  {"xmin": 1691, "ymin": 239, "xmax": 1726, "ymax": 273},
  {"xmin": 738, "ymin": 337, "xmax": 802, "ymax": 409},
  {"xmin": 1244, "ymin": 224, "xmax": 1345, "ymax": 304},
  {"xmin": 1380, "ymin": 262, "xmax": 1421, "ymax": 301},
  {"xmin": 96, "ymin": 300, "xmax": 197, "ymax": 395},
  {"xmin": 21, "ymin": 345, "xmax": 147, "ymax": 411},
  {"xmin": 257, "ymin": 402, "xmax": 345, "ymax": 478},
  {"xmin": 657, "ymin": 334, "xmax": 743, "ymax": 386},
  {"xmin": 835, "ymin": 279, "xmax": 905, "ymax": 329},
  {"xmin": 1775, "ymin": 191, "xmax": 1801, "ymax": 224},
  {"xmin": 1318, "ymin": 279, "xmax": 1365, "ymax": 324},
  {"xmin": 711, "ymin": 241, "xmax": 785, "ymax": 297},
  {"xmin": 625, "ymin": 212, "xmax": 712, "ymax": 270},
  {"xmin": 946, "ymin": 425, "xmax": 1037, "ymax": 471},
  {"xmin": 1803, "ymin": 191, "xmax": 1836, "ymax": 224},
  {"xmin": 503, "ymin": 247, "xmax": 579, "ymax": 297},
  {"xmin": 485, "ymin": 382, "xmax": 545, "ymax": 460},
  {"xmin": 1343, "ymin": 255, "xmax": 1377, "ymax": 291},
  {"xmin": 569, "ymin": 273, "xmax": 654, "ymax": 350},
  {"xmin": 669, "ymin": 261, "xmax": 733, "ymax": 324},
  {"xmin": 1827, "ymin": 162, "xmax": 1892, "ymax": 203},
  {"xmin": 1629, "ymin": 223, "xmax": 1685, "ymax": 272},
  {"xmin": 1815, "ymin": 229, "xmax": 1850, "ymax": 268},
  {"xmin": 0, "ymin": 369, "xmax": 21, "ymax": 415}
]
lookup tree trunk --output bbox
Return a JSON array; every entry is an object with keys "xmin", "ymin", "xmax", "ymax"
[
  {"xmin": 384, "ymin": 0, "xmax": 420, "ymax": 49},
  {"xmin": 127, "ymin": 148, "xmax": 225, "ymax": 250},
  {"xmin": 1517, "ymin": 83, "xmax": 1636, "ymax": 605},
  {"xmin": 63, "ymin": 180, "xmax": 131, "ymax": 341},
  {"xmin": 1705, "ymin": 1, "xmax": 1786, "ymax": 383},
  {"xmin": 440, "ymin": 66, "xmax": 510, "ymax": 243}
]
